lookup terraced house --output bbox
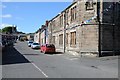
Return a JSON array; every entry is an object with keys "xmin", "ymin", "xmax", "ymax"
[
  {"xmin": 34, "ymin": 21, "xmax": 49, "ymax": 45},
  {"xmin": 48, "ymin": 0, "xmax": 120, "ymax": 56}
]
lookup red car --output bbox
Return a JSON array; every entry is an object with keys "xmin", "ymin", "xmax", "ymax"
[{"xmin": 40, "ymin": 44, "xmax": 56, "ymax": 53}]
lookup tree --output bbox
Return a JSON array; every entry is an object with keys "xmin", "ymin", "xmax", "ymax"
[
  {"xmin": 2, "ymin": 26, "xmax": 17, "ymax": 34},
  {"xmin": 0, "ymin": 29, "xmax": 1, "ymax": 33}
]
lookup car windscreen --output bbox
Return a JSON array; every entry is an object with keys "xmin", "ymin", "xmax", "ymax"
[
  {"xmin": 33, "ymin": 43, "xmax": 39, "ymax": 45},
  {"xmin": 29, "ymin": 42, "xmax": 33, "ymax": 43},
  {"xmin": 46, "ymin": 44, "xmax": 55, "ymax": 48}
]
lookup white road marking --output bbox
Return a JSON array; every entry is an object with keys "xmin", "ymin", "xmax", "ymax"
[
  {"xmin": 69, "ymin": 58, "xmax": 78, "ymax": 60},
  {"xmin": 31, "ymin": 63, "xmax": 48, "ymax": 78},
  {"xmin": 65, "ymin": 57, "xmax": 78, "ymax": 61},
  {"xmin": 45, "ymin": 54, "xmax": 54, "ymax": 56},
  {"xmin": 69, "ymin": 58, "xmax": 77, "ymax": 60}
]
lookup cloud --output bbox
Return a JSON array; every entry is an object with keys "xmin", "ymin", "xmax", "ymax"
[
  {"xmin": 0, "ymin": 23, "xmax": 13, "ymax": 29},
  {"xmin": 0, "ymin": 14, "xmax": 12, "ymax": 18}
]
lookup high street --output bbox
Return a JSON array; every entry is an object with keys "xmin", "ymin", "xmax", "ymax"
[{"xmin": 2, "ymin": 41, "xmax": 119, "ymax": 78}]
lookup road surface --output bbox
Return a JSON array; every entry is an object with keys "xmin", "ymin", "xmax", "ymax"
[{"xmin": 2, "ymin": 41, "xmax": 119, "ymax": 78}]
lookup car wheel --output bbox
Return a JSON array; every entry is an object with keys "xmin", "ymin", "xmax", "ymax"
[
  {"xmin": 43, "ymin": 51, "xmax": 46, "ymax": 54},
  {"xmin": 40, "ymin": 50, "xmax": 42, "ymax": 53}
]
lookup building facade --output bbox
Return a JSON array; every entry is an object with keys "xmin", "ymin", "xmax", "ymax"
[
  {"xmin": 34, "ymin": 30, "xmax": 41, "ymax": 43},
  {"xmin": 27, "ymin": 33, "xmax": 34, "ymax": 41},
  {"xmin": 40, "ymin": 25, "xmax": 48, "ymax": 45},
  {"xmin": 35, "ymin": 21, "xmax": 49, "ymax": 45},
  {"xmin": 48, "ymin": 0, "xmax": 120, "ymax": 56}
]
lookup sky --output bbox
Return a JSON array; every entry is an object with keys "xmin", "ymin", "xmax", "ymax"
[{"xmin": 1, "ymin": 2, "xmax": 72, "ymax": 33}]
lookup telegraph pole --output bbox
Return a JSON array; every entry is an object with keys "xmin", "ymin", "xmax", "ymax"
[{"xmin": 63, "ymin": 12, "xmax": 66, "ymax": 53}]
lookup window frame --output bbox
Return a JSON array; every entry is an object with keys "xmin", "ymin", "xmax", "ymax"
[{"xmin": 70, "ymin": 31, "xmax": 76, "ymax": 47}]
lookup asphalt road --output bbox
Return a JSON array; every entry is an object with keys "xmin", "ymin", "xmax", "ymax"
[{"xmin": 2, "ymin": 41, "xmax": 119, "ymax": 78}]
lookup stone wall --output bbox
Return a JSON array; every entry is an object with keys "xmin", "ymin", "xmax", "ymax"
[
  {"xmin": 100, "ymin": 2, "xmax": 120, "ymax": 53},
  {"xmin": 48, "ymin": 0, "xmax": 120, "ymax": 55}
]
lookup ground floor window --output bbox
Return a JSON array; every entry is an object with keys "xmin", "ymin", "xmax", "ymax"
[
  {"xmin": 52, "ymin": 36, "xmax": 55, "ymax": 44},
  {"xmin": 59, "ymin": 34, "xmax": 63, "ymax": 46},
  {"xmin": 70, "ymin": 32, "xmax": 76, "ymax": 47},
  {"xmin": 66, "ymin": 33, "xmax": 68, "ymax": 46}
]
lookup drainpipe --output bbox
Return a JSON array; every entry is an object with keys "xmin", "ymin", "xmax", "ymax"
[
  {"xmin": 97, "ymin": 0, "xmax": 102, "ymax": 57},
  {"xmin": 112, "ymin": 2, "xmax": 115, "ymax": 55}
]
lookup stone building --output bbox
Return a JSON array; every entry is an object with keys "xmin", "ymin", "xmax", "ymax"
[
  {"xmin": 40, "ymin": 25, "xmax": 48, "ymax": 45},
  {"xmin": 27, "ymin": 33, "xmax": 34, "ymax": 41},
  {"xmin": 34, "ymin": 21, "xmax": 49, "ymax": 44},
  {"xmin": 34, "ymin": 29, "xmax": 41, "ymax": 43},
  {"xmin": 40, "ymin": 21, "xmax": 49, "ymax": 45},
  {"xmin": 99, "ymin": 1, "xmax": 120, "ymax": 55},
  {"xmin": 48, "ymin": 0, "xmax": 120, "ymax": 56}
]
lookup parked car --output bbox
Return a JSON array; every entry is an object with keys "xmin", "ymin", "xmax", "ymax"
[
  {"xmin": 28, "ymin": 41, "xmax": 33, "ymax": 47},
  {"xmin": 27, "ymin": 40, "xmax": 33, "ymax": 43},
  {"xmin": 7, "ymin": 40, "xmax": 14, "ymax": 46},
  {"xmin": 31, "ymin": 42, "xmax": 40, "ymax": 49},
  {"xmin": 0, "ymin": 42, "xmax": 5, "ymax": 52},
  {"xmin": 40, "ymin": 44, "xmax": 56, "ymax": 53},
  {"xmin": 0, "ymin": 43, "xmax": 2, "ymax": 53}
]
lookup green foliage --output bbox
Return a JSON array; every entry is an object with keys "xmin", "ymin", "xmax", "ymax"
[
  {"xmin": 2, "ymin": 26, "xmax": 13, "ymax": 33},
  {"xmin": 2, "ymin": 26, "xmax": 17, "ymax": 34}
]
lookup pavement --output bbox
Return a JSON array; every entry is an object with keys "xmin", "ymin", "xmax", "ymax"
[
  {"xmin": 56, "ymin": 49, "xmax": 80, "ymax": 57},
  {"xmin": 1, "ymin": 41, "xmax": 119, "ymax": 78}
]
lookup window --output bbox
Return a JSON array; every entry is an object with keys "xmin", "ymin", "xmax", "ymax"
[
  {"xmin": 60, "ymin": 15, "xmax": 63, "ymax": 27},
  {"xmin": 85, "ymin": 0, "xmax": 94, "ymax": 10},
  {"xmin": 66, "ymin": 33, "xmax": 68, "ymax": 46},
  {"xmin": 46, "ymin": 44, "xmax": 55, "ymax": 48},
  {"xmin": 66, "ymin": 10, "xmax": 69, "ymax": 24},
  {"xmin": 52, "ymin": 20, "xmax": 56, "ymax": 31},
  {"xmin": 59, "ymin": 34, "xmax": 63, "ymax": 46},
  {"xmin": 52, "ymin": 36, "xmax": 55, "ymax": 44},
  {"xmin": 71, "ymin": 6, "xmax": 77, "ymax": 22},
  {"xmin": 71, "ymin": 8, "xmax": 73, "ymax": 21},
  {"xmin": 74, "ymin": 6, "xmax": 77, "ymax": 20},
  {"xmin": 70, "ymin": 32, "xmax": 76, "ymax": 47},
  {"xmin": 29, "ymin": 42, "xmax": 33, "ymax": 43},
  {"xmin": 33, "ymin": 43, "xmax": 39, "ymax": 45}
]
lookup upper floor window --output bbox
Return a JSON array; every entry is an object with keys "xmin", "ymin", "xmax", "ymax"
[
  {"xmin": 71, "ymin": 6, "xmax": 77, "ymax": 22},
  {"xmin": 85, "ymin": 0, "xmax": 94, "ymax": 10},
  {"xmin": 52, "ymin": 20, "xmax": 56, "ymax": 31},
  {"xmin": 60, "ymin": 15, "xmax": 63, "ymax": 27},
  {"xmin": 66, "ymin": 10, "xmax": 69, "ymax": 24}
]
